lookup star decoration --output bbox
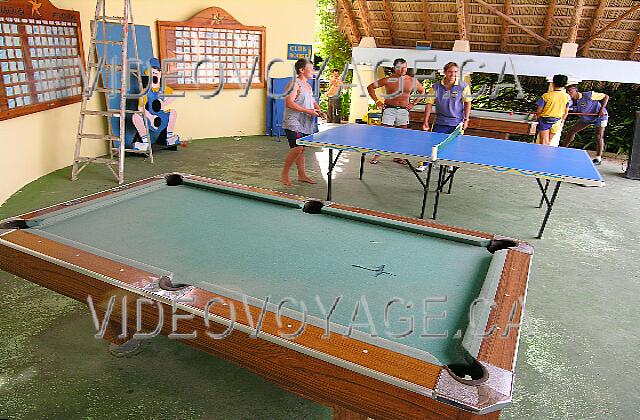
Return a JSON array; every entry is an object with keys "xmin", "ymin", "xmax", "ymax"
[
  {"xmin": 28, "ymin": 0, "xmax": 42, "ymax": 17},
  {"xmin": 211, "ymin": 12, "xmax": 223, "ymax": 25}
]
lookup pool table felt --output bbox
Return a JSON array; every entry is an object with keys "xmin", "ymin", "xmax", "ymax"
[{"xmin": 24, "ymin": 181, "xmax": 503, "ymax": 363}]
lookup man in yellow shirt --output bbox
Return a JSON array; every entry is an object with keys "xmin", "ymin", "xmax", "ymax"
[{"xmin": 535, "ymin": 74, "xmax": 571, "ymax": 146}]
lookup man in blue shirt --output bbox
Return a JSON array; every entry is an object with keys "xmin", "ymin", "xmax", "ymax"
[
  {"xmin": 422, "ymin": 62, "xmax": 472, "ymax": 134},
  {"xmin": 562, "ymin": 85, "xmax": 609, "ymax": 165}
]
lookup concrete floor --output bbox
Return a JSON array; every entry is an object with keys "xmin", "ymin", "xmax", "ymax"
[{"xmin": 1, "ymin": 134, "xmax": 638, "ymax": 419}]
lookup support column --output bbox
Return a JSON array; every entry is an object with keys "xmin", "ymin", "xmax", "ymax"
[
  {"xmin": 348, "ymin": 37, "xmax": 379, "ymax": 123},
  {"xmin": 625, "ymin": 111, "xmax": 640, "ymax": 180},
  {"xmin": 349, "ymin": 64, "xmax": 375, "ymax": 123}
]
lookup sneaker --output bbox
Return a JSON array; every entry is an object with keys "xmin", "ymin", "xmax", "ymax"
[
  {"xmin": 416, "ymin": 165, "xmax": 428, "ymax": 172},
  {"xmin": 592, "ymin": 157, "xmax": 602, "ymax": 165},
  {"xmin": 166, "ymin": 134, "xmax": 180, "ymax": 146},
  {"xmin": 132, "ymin": 141, "xmax": 149, "ymax": 151}
]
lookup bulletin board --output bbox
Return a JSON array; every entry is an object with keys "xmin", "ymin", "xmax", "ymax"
[
  {"xmin": 0, "ymin": 0, "xmax": 84, "ymax": 121},
  {"xmin": 157, "ymin": 7, "xmax": 266, "ymax": 90}
]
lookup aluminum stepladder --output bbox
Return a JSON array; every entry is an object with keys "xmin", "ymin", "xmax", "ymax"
[{"xmin": 72, "ymin": 0, "xmax": 152, "ymax": 184}]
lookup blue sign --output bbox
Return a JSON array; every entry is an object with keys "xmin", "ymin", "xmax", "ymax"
[{"xmin": 287, "ymin": 44, "xmax": 312, "ymax": 60}]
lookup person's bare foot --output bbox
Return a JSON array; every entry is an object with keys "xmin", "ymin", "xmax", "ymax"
[
  {"xmin": 298, "ymin": 176, "xmax": 316, "ymax": 184},
  {"xmin": 281, "ymin": 175, "xmax": 293, "ymax": 186}
]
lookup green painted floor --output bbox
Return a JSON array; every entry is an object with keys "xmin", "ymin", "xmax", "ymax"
[{"xmin": 1, "ymin": 134, "xmax": 639, "ymax": 419}]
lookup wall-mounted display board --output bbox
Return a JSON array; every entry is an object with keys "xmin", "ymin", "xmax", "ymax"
[
  {"xmin": 0, "ymin": 0, "xmax": 84, "ymax": 121},
  {"xmin": 157, "ymin": 7, "xmax": 265, "ymax": 90}
]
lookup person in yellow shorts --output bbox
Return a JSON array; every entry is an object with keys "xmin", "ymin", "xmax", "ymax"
[{"xmin": 534, "ymin": 74, "xmax": 571, "ymax": 146}]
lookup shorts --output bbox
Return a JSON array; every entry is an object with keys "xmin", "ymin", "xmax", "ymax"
[
  {"xmin": 432, "ymin": 124, "xmax": 459, "ymax": 134},
  {"xmin": 580, "ymin": 117, "xmax": 608, "ymax": 128},
  {"xmin": 284, "ymin": 129, "xmax": 309, "ymax": 149},
  {"xmin": 537, "ymin": 117, "xmax": 561, "ymax": 132},
  {"xmin": 381, "ymin": 107, "xmax": 409, "ymax": 127}
]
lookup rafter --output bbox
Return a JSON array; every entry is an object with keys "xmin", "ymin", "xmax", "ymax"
[
  {"xmin": 583, "ymin": 0, "xmax": 608, "ymax": 57},
  {"xmin": 579, "ymin": 4, "xmax": 640, "ymax": 51},
  {"xmin": 382, "ymin": 0, "xmax": 395, "ymax": 46},
  {"xmin": 456, "ymin": 0, "xmax": 468, "ymax": 40},
  {"xmin": 540, "ymin": 0, "xmax": 558, "ymax": 54},
  {"xmin": 568, "ymin": 0, "xmax": 586, "ymax": 43},
  {"xmin": 629, "ymin": 31, "xmax": 640, "ymax": 60},
  {"xmin": 464, "ymin": 0, "xmax": 471, "ymax": 40},
  {"xmin": 337, "ymin": 0, "xmax": 361, "ymax": 45},
  {"xmin": 500, "ymin": 0, "xmax": 512, "ymax": 51},
  {"xmin": 356, "ymin": 0, "xmax": 375, "ymax": 40},
  {"xmin": 423, "ymin": 0, "xmax": 432, "ymax": 41},
  {"xmin": 474, "ymin": 0, "xmax": 556, "ymax": 50}
]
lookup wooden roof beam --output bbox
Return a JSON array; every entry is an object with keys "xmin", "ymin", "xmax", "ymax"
[
  {"xmin": 423, "ymin": 0, "xmax": 433, "ymax": 41},
  {"xmin": 474, "ymin": 0, "xmax": 558, "ymax": 51},
  {"xmin": 381, "ymin": 0, "xmax": 395, "ymax": 46},
  {"xmin": 337, "ymin": 0, "xmax": 361, "ymax": 45},
  {"xmin": 500, "ymin": 0, "xmax": 512, "ymax": 51},
  {"xmin": 456, "ymin": 0, "xmax": 468, "ymax": 40},
  {"xmin": 567, "ymin": 0, "xmax": 586, "ymax": 43},
  {"xmin": 629, "ymin": 30, "xmax": 640, "ymax": 60},
  {"xmin": 464, "ymin": 0, "xmax": 471, "ymax": 39},
  {"xmin": 539, "ymin": 0, "xmax": 558, "ymax": 54},
  {"xmin": 579, "ymin": 4, "xmax": 640, "ymax": 51},
  {"xmin": 583, "ymin": 0, "xmax": 609, "ymax": 57},
  {"xmin": 356, "ymin": 0, "xmax": 375, "ymax": 40}
]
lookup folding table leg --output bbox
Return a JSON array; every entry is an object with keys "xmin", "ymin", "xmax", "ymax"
[
  {"xmin": 537, "ymin": 179, "xmax": 550, "ymax": 208},
  {"xmin": 536, "ymin": 180, "xmax": 562, "ymax": 239},
  {"xmin": 406, "ymin": 161, "xmax": 431, "ymax": 219},
  {"xmin": 326, "ymin": 149, "xmax": 343, "ymax": 201},
  {"xmin": 446, "ymin": 166, "xmax": 456, "ymax": 194},
  {"xmin": 433, "ymin": 166, "xmax": 446, "ymax": 219},
  {"xmin": 432, "ymin": 165, "xmax": 458, "ymax": 219},
  {"xmin": 420, "ymin": 164, "xmax": 433, "ymax": 219}
]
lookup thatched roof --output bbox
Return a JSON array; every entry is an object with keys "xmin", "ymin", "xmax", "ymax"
[{"xmin": 335, "ymin": 0, "xmax": 640, "ymax": 61}]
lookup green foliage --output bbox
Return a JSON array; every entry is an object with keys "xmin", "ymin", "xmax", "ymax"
[
  {"xmin": 316, "ymin": 0, "xmax": 352, "ymax": 76},
  {"xmin": 316, "ymin": 0, "xmax": 353, "ymax": 119},
  {"xmin": 468, "ymin": 74, "xmax": 638, "ymax": 154}
]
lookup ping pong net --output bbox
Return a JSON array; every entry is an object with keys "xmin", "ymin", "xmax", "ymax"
[{"xmin": 430, "ymin": 123, "xmax": 464, "ymax": 161}]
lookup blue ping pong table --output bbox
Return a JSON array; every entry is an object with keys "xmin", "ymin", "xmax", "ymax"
[{"xmin": 297, "ymin": 124, "xmax": 605, "ymax": 238}]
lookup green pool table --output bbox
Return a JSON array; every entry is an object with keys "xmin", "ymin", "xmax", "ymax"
[{"xmin": 0, "ymin": 173, "xmax": 533, "ymax": 419}]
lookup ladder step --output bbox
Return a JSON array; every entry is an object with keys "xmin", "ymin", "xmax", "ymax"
[
  {"xmin": 112, "ymin": 147, "xmax": 150, "ymax": 154},
  {"xmin": 75, "ymin": 157, "xmax": 118, "ymax": 165},
  {"xmin": 94, "ymin": 87, "xmax": 118, "ymax": 94},
  {"xmin": 97, "ymin": 16, "xmax": 126, "ymax": 24},
  {"xmin": 94, "ymin": 40, "xmax": 125, "ymax": 45},
  {"xmin": 78, "ymin": 133, "xmax": 120, "ymax": 141},
  {"xmin": 89, "ymin": 63, "xmax": 124, "ymax": 69},
  {"xmin": 82, "ymin": 110, "xmax": 122, "ymax": 116},
  {"xmin": 94, "ymin": 88, "xmax": 144, "ymax": 96},
  {"xmin": 82, "ymin": 109, "xmax": 144, "ymax": 116},
  {"xmin": 112, "ymin": 109, "xmax": 145, "ymax": 115}
]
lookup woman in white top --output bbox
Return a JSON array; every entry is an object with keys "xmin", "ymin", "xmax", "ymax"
[{"xmin": 281, "ymin": 58, "xmax": 322, "ymax": 186}]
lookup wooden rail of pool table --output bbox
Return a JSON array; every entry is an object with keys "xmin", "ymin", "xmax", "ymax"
[
  {"xmin": 408, "ymin": 109, "xmax": 538, "ymax": 138},
  {"xmin": 0, "ymin": 173, "xmax": 532, "ymax": 419}
]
